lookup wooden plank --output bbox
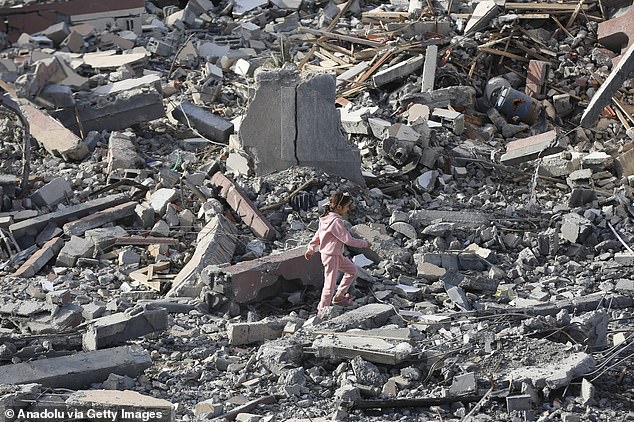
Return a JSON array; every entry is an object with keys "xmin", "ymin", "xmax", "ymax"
[
  {"xmin": 505, "ymin": 2, "xmax": 589, "ymax": 11},
  {"xmin": 298, "ymin": 27, "xmax": 385, "ymax": 48},
  {"xmin": 361, "ymin": 11, "xmax": 408, "ymax": 24},
  {"xmin": 478, "ymin": 46, "xmax": 530, "ymax": 62},
  {"xmin": 113, "ymin": 236, "xmax": 179, "ymax": 246},
  {"xmin": 298, "ymin": 0, "xmax": 355, "ymax": 69}
]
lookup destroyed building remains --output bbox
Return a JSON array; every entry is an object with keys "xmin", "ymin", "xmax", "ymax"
[{"xmin": 1, "ymin": 0, "xmax": 634, "ymax": 421}]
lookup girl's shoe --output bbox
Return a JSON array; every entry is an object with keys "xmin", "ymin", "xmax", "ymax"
[{"xmin": 332, "ymin": 293, "xmax": 353, "ymax": 306}]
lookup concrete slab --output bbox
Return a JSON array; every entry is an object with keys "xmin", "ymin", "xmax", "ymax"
[
  {"xmin": 0, "ymin": 345, "xmax": 151, "ymax": 389},
  {"xmin": 323, "ymin": 304, "xmax": 396, "ymax": 331},
  {"xmin": 167, "ymin": 215, "xmax": 238, "ymax": 297},
  {"xmin": 72, "ymin": 85, "xmax": 164, "ymax": 133},
  {"xmin": 106, "ymin": 132, "xmax": 142, "ymax": 174},
  {"xmin": 312, "ymin": 335, "xmax": 412, "ymax": 365},
  {"xmin": 373, "ymin": 55, "xmax": 424, "ymax": 87},
  {"xmin": 82, "ymin": 305, "xmax": 168, "ymax": 351},
  {"xmin": 63, "ymin": 201, "xmax": 137, "ymax": 236},
  {"xmin": 13, "ymin": 236, "xmax": 65, "ymax": 278},
  {"xmin": 66, "ymin": 390, "xmax": 174, "ymax": 422},
  {"xmin": 500, "ymin": 130, "xmax": 562, "ymax": 166},
  {"xmin": 506, "ymin": 352, "xmax": 596, "ymax": 390},
  {"xmin": 21, "ymin": 102, "xmax": 88, "ymax": 161}
]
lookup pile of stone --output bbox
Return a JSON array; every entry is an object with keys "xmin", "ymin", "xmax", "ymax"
[{"xmin": 0, "ymin": 0, "xmax": 634, "ymax": 421}]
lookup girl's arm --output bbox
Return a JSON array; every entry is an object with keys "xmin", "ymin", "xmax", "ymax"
[
  {"xmin": 307, "ymin": 229, "xmax": 320, "ymax": 253},
  {"xmin": 331, "ymin": 219, "xmax": 368, "ymax": 248}
]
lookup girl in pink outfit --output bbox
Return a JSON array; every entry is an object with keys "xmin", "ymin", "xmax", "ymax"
[{"xmin": 304, "ymin": 192, "xmax": 370, "ymax": 312}]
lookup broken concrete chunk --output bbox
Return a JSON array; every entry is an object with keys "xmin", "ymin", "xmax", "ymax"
[
  {"xmin": 210, "ymin": 246, "xmax": 323, "ymax": 304},
  {"xmin": 56, "ymin": 235, "xmax": 94, "ymax": 267},
  {"xmin": 500, "ymin": 130, "xmax": 562, "ymax": 166},
  {"xmin": 83, "ymin": 305, "xmax": 168, "ymax": 351},
  {"xmin": 31, "ymin": 177, "xmax": 72, "ymax": 208},
  {"xmin": 106, "ymin": 132, "xmax": 142, "ymax": 174},
  {"xmin": 465, "ymin": 0, "xmax": 500, "ymax": 35},
  {"xmin": 63, "ymin": 201, "xmax": 137, "ymax": 237},
  {"xmin": 13, "ymin": 236, "xmax": 65, "ymax": 278},
  {"xmin": 312, "ymin": 335, "xmax": 412, "ymax": 365},
  {"xmin": 506, "ymin": 352, "xmax": 596, "ymax": 390},
  {"xmin": 228, "ymin": 317, "xmax": 302, "ymax": 346},
  {"xmin": 373, "ymin": 55, "xmax": 424, "ymax": 87},
  {"xmin": 149, "ymin": 188, "xmax": 177, "ymax": 215},
  {"xmin": 421, "ymin": 45, "xmax": 438, "ymax": 93},
  {"xmin": 560, "ymin": 213, "xmax": 593, "ymax": 244},
  {"xmin": 69, "ymin": 84, "xmax": 164, "ymax": 133}
]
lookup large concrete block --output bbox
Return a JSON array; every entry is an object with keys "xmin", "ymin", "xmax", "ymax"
[
  {"xmin": 56, "ymin": 235, "xmax": 94, "ymax": 267},
  {"xmin": 73, "ymin": 86, "xmax": 165, "ymax": 133},
  {"xmin": 31, "ymin": 177, "xmax": 72, "ymax": 208},
  {"xmin": 170, "ymin": 101, "xmax": 233, "ymax": 143},
  {"xmin": 239, "ymin": 68, "xmax": 364, "ymax": 184},
  {"xmin": 218, "ymin": 246, "xmax": 324, "ymax": 304}
]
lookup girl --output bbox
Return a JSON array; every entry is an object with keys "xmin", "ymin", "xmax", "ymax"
[{"xmin": 304, "ymin": 192, "xmax": 370, "ymax": 312}]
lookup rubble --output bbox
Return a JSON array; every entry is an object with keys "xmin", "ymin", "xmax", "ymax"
[{"xmin": 0, "ymin": 0, "xmax": 633, "ymax": 421}]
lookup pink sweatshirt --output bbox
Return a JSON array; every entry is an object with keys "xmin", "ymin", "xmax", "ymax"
[{"xmin": 307, "ymin": 212, "xmax": 368, "ymax": 256}]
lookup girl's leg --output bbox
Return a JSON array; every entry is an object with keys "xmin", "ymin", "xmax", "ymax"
[
  {"xmin": 334, "ymin": 256, "xmax": 358, "ymax": 299},
  {"xmin": 318, "ymin": 254, "xmax": 339, "ymax": 311}
]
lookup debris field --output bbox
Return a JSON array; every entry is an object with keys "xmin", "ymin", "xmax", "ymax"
[{"xmin": 1, "ymin": 0, "xmax": 634, "ymax": 421}]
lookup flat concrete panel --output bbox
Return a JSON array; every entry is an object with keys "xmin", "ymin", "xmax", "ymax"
[{"xmin": 0, "ymin": 345, "xmax": 151, "ymax": 389}]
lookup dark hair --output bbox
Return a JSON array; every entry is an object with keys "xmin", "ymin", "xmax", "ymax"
[{"xmin": 321, "ymin": 192, "xmax": 352, "ymax": 217}]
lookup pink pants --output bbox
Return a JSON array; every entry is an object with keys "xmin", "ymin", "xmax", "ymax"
[{"xmin": 318, "ymin": 253, "xmax": 358, "ymax": 311}]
